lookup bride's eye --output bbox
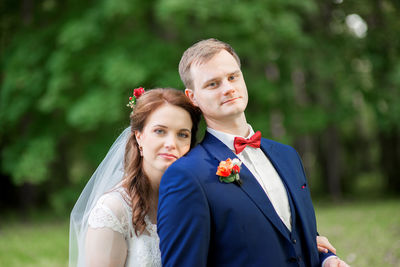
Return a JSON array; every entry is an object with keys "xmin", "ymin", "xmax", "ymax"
[
  {"xmin": 178, "ymin": 132, "xmax": 190, "ymax": 138},
  {"xmin": 154, "ymin": 129, "xmax": 165, "ymax": 135}
]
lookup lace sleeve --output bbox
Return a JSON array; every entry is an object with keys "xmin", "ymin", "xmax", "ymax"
[
  {"xmin": 85, "ymin": 191, "xmax": 130, "ymax": 267},
  {"xmin": 87, "ymin": 192, "xmax": 130, "ymax": 236}
]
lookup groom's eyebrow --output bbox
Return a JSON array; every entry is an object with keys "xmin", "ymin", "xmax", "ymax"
[
  {"xmin": 201, "ymin": 69, "xmax": 241, "ymax": 88},
  {"xmin": 230, "ymin": 70, "xmax": 241, "ymax": 76}
]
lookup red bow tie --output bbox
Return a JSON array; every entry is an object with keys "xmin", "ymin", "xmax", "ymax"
[{"xmin": 233, "ymin": 131, "xmax": 261, "ymax": 154}]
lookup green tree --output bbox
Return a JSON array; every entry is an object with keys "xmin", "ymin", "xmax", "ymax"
[{"xmin": 1, "ymin": 0, "xmax": 399, "ymax": 213}]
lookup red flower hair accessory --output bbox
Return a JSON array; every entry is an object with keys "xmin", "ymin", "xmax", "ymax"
[{"xmin": 127, "ymin": 87, "xmax": 145, "ymax": 109}]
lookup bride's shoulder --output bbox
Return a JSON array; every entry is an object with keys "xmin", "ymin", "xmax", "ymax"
[
  {"xmin": 88, "ymin": 187, "xmax": 131, "ymax": 235},
  {"xmin": 98, "ymin": 187, "xmax": 130, "ymax": 213}
]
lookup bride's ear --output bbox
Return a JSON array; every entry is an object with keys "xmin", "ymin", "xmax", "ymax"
[
  {"xmin": 185, "ymin": 89, "xmax": 198, "ymax": 107},
  {"xmin": 134, "ymin": 130, "xmax": 142, "ymax": 146}
]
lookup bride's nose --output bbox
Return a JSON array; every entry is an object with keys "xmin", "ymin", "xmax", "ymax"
[{"xmin": 164, "ymin": 134, "xmax": 177, "ymax": 150}]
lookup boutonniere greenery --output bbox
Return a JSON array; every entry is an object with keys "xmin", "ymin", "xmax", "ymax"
[{"xmin": 216, "ymin": 158, "xmax": 242, "ymax": 186}]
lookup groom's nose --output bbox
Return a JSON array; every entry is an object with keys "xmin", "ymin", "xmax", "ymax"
[{"xmin": 221, "ymin": 80, "xmax": 235, "ymax": 96}]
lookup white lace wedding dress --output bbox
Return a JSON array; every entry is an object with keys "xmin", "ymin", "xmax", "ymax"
[{"xmin": 86, "ymin": 187, "xmax": 161, "ymax": 267}]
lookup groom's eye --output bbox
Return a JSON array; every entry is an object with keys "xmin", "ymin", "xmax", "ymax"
[{"xmin": 207, "ymin": 81, "xmax": 218, "ymax": 88}]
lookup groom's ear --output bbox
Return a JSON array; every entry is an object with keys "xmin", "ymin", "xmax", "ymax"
[{"xmin": 185, "ymin": 89, "xmax": 198, "ymax": 107}]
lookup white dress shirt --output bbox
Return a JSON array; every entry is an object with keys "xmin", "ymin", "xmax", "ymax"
[{"xmin": 207, "ymin": 125, "xmax": 292, "ymax": 231}]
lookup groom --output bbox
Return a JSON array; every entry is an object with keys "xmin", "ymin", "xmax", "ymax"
[{"xmin": 158, "ymin": 39, "xmax": 347, "ymax": 266}]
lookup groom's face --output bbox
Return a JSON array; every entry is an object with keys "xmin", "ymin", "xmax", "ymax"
[{"xmin": 186, "ymin": 50, "xmax": 248, "ymax": 123}]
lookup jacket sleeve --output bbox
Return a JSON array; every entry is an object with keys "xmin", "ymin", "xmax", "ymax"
[
  {"xmin": 293, "ymin": 148, "xmax": 337, "ymax": 265},
  {"xmin": 157, "ymin": 162, "xmax": 210, "ymax": 267}
]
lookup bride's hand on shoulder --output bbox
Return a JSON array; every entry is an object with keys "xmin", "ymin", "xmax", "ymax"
[
  {"xmin": 316, "ymin": 235, "xmax": 336, "ymax": 254},
  {"xmin": 323, "ymin": 256, "xmax": 350, "ymax": 267},
  {"xmin": 317, "ymin": 236, "xmax": 350, "ymax": 267}
]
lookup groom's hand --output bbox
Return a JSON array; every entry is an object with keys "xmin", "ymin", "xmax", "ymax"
[{"xmin": 323, "ymin": 257, "xmax": 350, "ymax": 267}]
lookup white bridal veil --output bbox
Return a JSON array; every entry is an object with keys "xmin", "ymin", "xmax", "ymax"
[{"xmin": 69, "ymin": 127, "xmax": 131, "ymax": 267}]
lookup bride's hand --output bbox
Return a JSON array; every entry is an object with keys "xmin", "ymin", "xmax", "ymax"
[{"xmin": 317, "ymin": 235, "xmax": 337, "ymax": 254}]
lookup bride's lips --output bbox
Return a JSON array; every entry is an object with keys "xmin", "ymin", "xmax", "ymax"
[
  {"xmin": 222, "ymin": 97, "xmax": 241, "ymax": 105},
  {"xmin": 158, "ymin": 153, "xmax": 178, "ymax": 160}
]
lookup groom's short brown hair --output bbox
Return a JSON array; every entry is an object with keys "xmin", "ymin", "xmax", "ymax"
[{"xmin": 179, "ymin": 38, "xmax": 241, "ymax": 90}]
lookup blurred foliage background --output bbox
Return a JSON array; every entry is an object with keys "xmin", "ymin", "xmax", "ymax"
[
  {"xmin": 1, "ymin": 0, "xmax": 400, "ymax": 218},
  {"xmin": 1, "ymin": 0, "xmax": 400, "ymax": 266}
]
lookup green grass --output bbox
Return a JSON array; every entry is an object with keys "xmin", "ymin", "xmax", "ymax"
[
  {"xmin": 0, "ymin": 199, "xmax": 399, "ymax": 266},
  {"xmin": 0, "ymin": 216, "xmax": 69, "ymax": 267},
  {"xmin": 315, "ymin": 199, "xmax": 400, "ymax": 266}
]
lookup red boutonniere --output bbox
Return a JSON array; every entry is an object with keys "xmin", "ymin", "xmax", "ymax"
[{"xmin": 216, "ymin": 158, "xmax": 242, "ymax": 186}]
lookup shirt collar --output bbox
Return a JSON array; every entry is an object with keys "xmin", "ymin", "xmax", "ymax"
[{"xmin": 206, "ymin": 124, "xmax": 255, "ymax": 152}]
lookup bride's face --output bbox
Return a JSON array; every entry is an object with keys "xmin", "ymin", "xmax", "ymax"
[{"xmin": 135, "ymin": 104, "xmax": 193, "ymax": 183}]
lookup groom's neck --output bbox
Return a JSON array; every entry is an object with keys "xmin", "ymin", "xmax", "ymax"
[{"xmin": 205, "ymin": 114, "xmax": 249, "ymax": 137}]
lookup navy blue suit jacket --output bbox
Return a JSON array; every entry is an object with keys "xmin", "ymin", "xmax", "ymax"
[{"xmin": 158, "ymin": 132, "xmax": 334, "ymax": 266}]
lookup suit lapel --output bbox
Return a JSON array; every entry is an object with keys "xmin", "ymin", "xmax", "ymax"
[{"xmin": 201, "ymin": 133, "xmax": 291, "ymax": 240}]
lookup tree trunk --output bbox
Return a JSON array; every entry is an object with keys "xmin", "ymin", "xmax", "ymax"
[
  {"xmin": 320, "ymin": 126, "xmax": 342, "ymax": 200},
  {"xmin": 379, "ymin": 127, "xmax": 400, "ymax": 194}
]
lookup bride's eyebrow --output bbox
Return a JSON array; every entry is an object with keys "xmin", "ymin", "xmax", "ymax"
[{"xmin": 152, "ymin": 124, "xmax": 168, "ymax": 128}]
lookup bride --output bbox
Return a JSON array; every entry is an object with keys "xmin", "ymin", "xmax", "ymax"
[
  {"xmin": 69, "ymin": 88, "xmax": 201, "ymax": 266},
  {"xmin": 69, "ymin": 87, "xmax": 338, "ymax": 267}
]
